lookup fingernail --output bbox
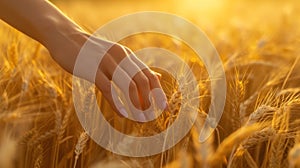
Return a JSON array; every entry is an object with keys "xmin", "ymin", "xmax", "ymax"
[
  {"xmin": 119, "ymin": 108, "xmax": 129, "ymax": 118},
  {"xmin": 159, "ymin": 101, "xmax": 167, "ymax": 110},
  {"xmin": 144, "ymin": 109, "xmax": 156, "ymax": 121},
  {"xmin": 137, "ymin": 113, "xmax": 146, "ymax": 122},
  {"xmin": 151, "ymin": 70, "xmax": 162, "ymax": 79},
  {"xmin": 155, "ymin": 72, "xmax": 162, "ymax": 77},
  {"xmin": 152, "ymin": 89, "xmax": 168, "ymax": 110},
  {"xmin": 156, "ymin": 99, "xmax": 167, "ymax": 111}
]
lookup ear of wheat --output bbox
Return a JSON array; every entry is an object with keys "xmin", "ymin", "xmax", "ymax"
[{"xmin": 73, "ymin": 132, "xmax": 89, "ymax": 168}]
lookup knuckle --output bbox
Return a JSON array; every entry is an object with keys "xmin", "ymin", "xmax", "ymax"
[
  {"xmin": 138, "ymin": 75, "xmax": 149, "ymax": 86},
  {"xmin": 148, "ymin": 72, "xmax": 158, "ymax": 81},
  {"xmin": 100, "ymin": 82, "xmax": 111, "ymax": 96},
  {"xmin": 129, "ymin": 81, "xmax": 138, "ymax": 93}
]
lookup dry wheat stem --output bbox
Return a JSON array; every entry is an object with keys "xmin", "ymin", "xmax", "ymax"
[
  {"xmin": 73, "ymin": 132, "xmax": 89, "ymax": 168},
  {"xmin": 33, "ymin": 144, "xmax": 43, "ymax": 168},
  {"xmin": 209, "ymin": 124, "xmax": 261, "ymax": 165}
]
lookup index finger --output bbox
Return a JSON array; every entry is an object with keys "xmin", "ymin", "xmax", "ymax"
[{"xmin": 125, "ymin": 48, "xmax": 168, "ymax": 110}]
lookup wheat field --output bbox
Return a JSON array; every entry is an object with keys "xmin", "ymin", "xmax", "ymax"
[{"xmin": 1, "ymin": 0, "xmax": 300, "ymax": 168}]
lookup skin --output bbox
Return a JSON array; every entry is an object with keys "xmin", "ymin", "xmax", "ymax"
[{"xmin": 0, "ymin": 0, "xmax": 167, "ymax": 118}]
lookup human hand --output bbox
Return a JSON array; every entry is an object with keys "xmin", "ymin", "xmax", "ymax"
[{"xmin": 47, "ymin": 31, "xmax": 167, "ymax": 121}]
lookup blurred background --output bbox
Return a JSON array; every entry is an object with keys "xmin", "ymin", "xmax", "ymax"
[
  {"xmin": 49, "ymin": 0, "xmax": 300, "ymax": 49},
  {"xmin": 49, "ymin": 0, "xmax": 298, "ymax": 28},
  {"xmin": 1, "ymin": 0, "xmax": 300, "ymax": 168}
]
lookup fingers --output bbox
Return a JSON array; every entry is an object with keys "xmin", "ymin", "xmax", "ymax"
[
  {"xmin": 103, "ymin": 44, "xmax": 152, "ymax": 110},
  {"xmin": 127, "ymin": 49, "xmax": 168, "ymax": 110},
  {"xmin": 96, "ymin": 42, "xmax": 167, "ymax": 120},
  {"xmin": 144, "ymin": 70, "xmax": 168, "ymax": 110},
  {"xmin": 110, "ymin": 62, "xmax": 142, "ymax": 111},
  {"xmin": 116, "ymin": 51, "xmax": 152, "ymax": 110},
  {"xmin": 152, "ymin": 71, "xmax": 162, "ymax": 79},
  {"xmin": 95, "ymin": 70, "xmax": 128, "ymax": 118},
  {"xmin": 99, "ymin": 47, "xmax": 145, "ymax": 110},
  {"xmin": 96, "ymin": 69, "xmax": 147, "ymax": 122},
  {"xmin": 132, "ymin": 72, "xmax": 151, "ymax": 109}
]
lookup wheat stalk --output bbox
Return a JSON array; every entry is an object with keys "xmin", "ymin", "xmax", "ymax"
[
  {"xmin": 243, "ymin": 149, "xmax": 258, "ymax": 168},
  {"xmin": 228, "ymin": 127, "xmax": 275, "ymax": 167},
  {"xmin": 229, "ymin": 148, "xmax": 244, "ymax": 168},
  {"xmin": 209, "ymin": 124, "xmax": 260, "ymax": 166},
  {"xmin": 246, "ymin": 105, "xmax": 276, "ymax": 126},
  {"xmin": 269, "ymin": 106, "xmax": 291, "ymax": 168},
  {"xmin": 73, "ymin": 132, "xmax": 89, "ymax": 168},
  {"xmin": 57, "ymin": 109, "xmax": 72, "ymax": 142},
  {"xmin": 241, "ymin": 127, "xmax": 276, "ymax": 150},
  {"xmin": 19, "ymin": 129, "xmax": 37, "ymax": 145},
  {"xmin": 33, "ymin": 144, "xmax": 43, "ymax": 168},
  {"xmin": 31, "ymin": 129, "xmax": 56, "ymax": 146}
]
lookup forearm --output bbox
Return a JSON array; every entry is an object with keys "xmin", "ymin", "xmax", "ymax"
[
  {"xmin": 0, "ymin": 0, "xmax": 85, "ymax": 49},
  {"xmin": 0, "ymin": 0, "xmax": 92, "ymax": 74}
]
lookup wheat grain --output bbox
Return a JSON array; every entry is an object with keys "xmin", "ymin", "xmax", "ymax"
[
  {"xmin": 269, "ymin": 106, "xmax": 291, "ymax": 168},
  {"xmin": 57, "ymin": 109, "xmax": 72, "ymax": 142},
  {"xmin": 246, "ymin": 105, "xmax": 276, "ymax": 126},
  {"xmin": 19, "ymin": 129, "xmax": 37, "ymax": 145},
  {"xmin": 31, "ymin": 129, "xmax": 56, "ymax": 146}
]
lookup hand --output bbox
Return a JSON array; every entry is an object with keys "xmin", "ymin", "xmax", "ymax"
[
  {"xmin": 97, "ymin": 41, "xmax": 168, "ymax": 114},
  {"xmin": 47, "ymin": 31, "xmax": 167, "ymax": 120}
]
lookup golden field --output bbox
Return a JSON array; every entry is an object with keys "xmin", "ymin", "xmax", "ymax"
[{"xmin": 1, "ymin": 0, "xmax": 300, "ymax": 167}]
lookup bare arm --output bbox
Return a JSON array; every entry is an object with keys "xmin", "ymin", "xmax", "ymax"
[
  {"xmin": 0, "ymin": 0, "xmax": 167, "ymax": 120},
  {"xmin": 0, "ymin": 0, "xmax": 81, "ymax": 48}
]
